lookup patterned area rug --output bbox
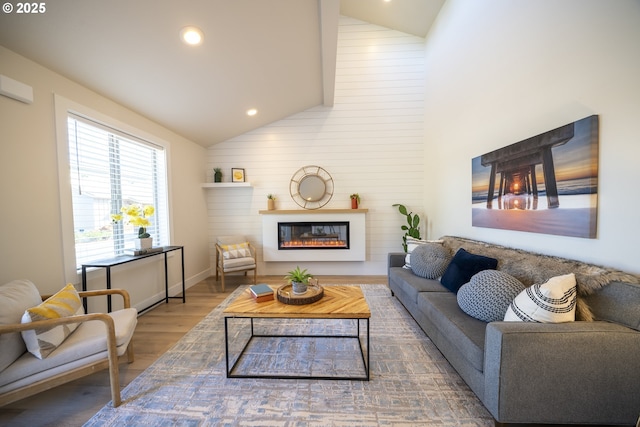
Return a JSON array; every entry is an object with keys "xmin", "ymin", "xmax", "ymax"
[{"xmin": 85, "ymin": 285, "xmax": 493, "ymax": 426}]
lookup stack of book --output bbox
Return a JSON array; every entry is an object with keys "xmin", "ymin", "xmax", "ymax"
[
  {"xmin": 250, "ymin": 284, "xmax": 274, "ymax": 302},
  {"xmin": 126, "ymin": 247, "xmax": 163, "ymax": 256}
]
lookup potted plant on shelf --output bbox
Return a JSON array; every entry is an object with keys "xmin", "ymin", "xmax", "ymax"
[
  {"xmin": 284, "ymin": 266, "xmax": 313, "ymax": 295},
  {"xmin": 111, "ymin": 204, "xmax": 155, "ymax": 249},
  {"xmin": 213, "ymin": 167, "xmax": 222, "ymax": 182},
  {"xmin": 350, "ymin": 193, "xmax": 361, "ymax": 209},
  {"xmin": 267, "ymin": 194, "xmax": 276, "ymax": 210}
]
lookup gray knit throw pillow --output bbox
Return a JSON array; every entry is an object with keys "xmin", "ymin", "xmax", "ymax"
[
  {"xmin": 457, "ymin": 270, "xmax": 525, "ymax": 322},
  {"xmin": 410, "ymin": 243, "xmax": 451, "ymax": 279}
]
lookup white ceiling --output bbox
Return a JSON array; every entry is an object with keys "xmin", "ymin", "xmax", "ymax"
[{"xmin": 0, "ymin": 0, "xmax": 444, "ymax": 147}]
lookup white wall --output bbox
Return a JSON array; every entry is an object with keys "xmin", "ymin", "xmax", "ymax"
[
  {"xmin": 206, "ymin": 16, "xmax": 427, "ymax": 275},
  {"xmin": 0, "ymin": 46, "xmax": 211, "ymax": 305},
  {"xmin": 423, "ymin": 0, "xmax": 640, "ymax": 274}
]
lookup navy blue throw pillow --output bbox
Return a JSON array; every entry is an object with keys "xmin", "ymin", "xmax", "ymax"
[{"xmin": 440, "ymin": 248, "xmax": 498, "ymax": 293}]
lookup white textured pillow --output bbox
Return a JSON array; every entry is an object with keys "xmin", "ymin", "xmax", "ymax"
[
  {"xmin": 504, "ymin": 273, "xmax": 577, "ymax": 323},
  {"xmin": 0, "ymin": 279, "xmax": 43, "ymax": 371},
  {"xmin": 403, "ymin": 237, "xmax": 443, "ymax": 269},
  {"xmin": 21, "ymin": 283, "xmax": 85, "ymax": 359}
]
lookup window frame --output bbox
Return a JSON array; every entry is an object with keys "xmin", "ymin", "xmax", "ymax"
[{"xmin": 55, "ymin": 94, "xmax": 174, "ymax": 283}]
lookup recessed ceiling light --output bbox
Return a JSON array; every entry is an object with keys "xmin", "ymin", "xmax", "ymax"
[
  {"xmin": 246, "ymin": 108, "xmax": 258, "ymax": 116},
  {"xmin": 180, "ymin": 26, "xmax": 204, "ymax": 46}
]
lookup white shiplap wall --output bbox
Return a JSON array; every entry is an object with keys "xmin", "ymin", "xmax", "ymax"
[{"xmin": 205, "ymin": 16, "xmax": 426, "ymax": 275}]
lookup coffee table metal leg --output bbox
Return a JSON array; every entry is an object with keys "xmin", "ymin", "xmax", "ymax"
[
  {"xmin": 224, "ymin": 317, "xmax": 229, "ymax": 377},
  {"xmin": 356, "ymin": 318, "xmax": 370, "ymax": 381},
  {"xmin": 366, "ymin": 318, "xmax": 370, "ymax": 380},
  {"xmin": 227, "ymin": 316, "xmax": 370, "ymax": 380},
  {"xmin": 225, "ymin": 317, "xmax": 257, "ymax": 378}
]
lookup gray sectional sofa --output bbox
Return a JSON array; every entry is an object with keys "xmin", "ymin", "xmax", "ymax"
[{"xmin": 388, "ymin": 236, "xmax": 640, "ymax": 426}]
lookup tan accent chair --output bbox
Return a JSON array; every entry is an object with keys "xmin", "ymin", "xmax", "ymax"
[
  {"xmin": 0, "ymin": 281, "xmax": 136, "ymax": 408},
  {"xmin": 215, "ymin": 235, "xmax": 257, "ymax": 292}
]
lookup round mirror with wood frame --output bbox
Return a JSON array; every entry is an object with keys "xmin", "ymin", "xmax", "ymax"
[{"xmin": 290, "ymin": 165, "xmax": 334, "ymax": 209}]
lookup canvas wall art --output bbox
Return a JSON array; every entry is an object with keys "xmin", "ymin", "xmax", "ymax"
[{"xmin": 472, "ymin": 115, "xmax": 599, "ymax": 238}]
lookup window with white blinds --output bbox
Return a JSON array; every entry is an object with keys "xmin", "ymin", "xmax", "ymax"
[{"xmin": 67, "ymin": 113, "xmax": 169, "ymax": 268}]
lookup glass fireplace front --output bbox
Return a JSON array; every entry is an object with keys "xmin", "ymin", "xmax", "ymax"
[{"xmin": 278, "ymin": 221, "xmax": 349, "ymax": 250}]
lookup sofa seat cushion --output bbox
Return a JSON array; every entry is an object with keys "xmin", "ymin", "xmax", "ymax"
[
  {"xmin": 222, "ymin": 257, "xmax": 256, "ymax": 271},
  {"xmin": 389, "ymin": 267, "xmax": 448, "ymax": 303},
  {"xmin": 418, "ymin": 292, "xmax": 487, "ymax": 372},
  {"xmin": 0, "ymin": 280, "xmax": 43, "ymax": 373},
  {"xmin": 0, "ymin": 308, "xmax": 137, "ymax": 389}
]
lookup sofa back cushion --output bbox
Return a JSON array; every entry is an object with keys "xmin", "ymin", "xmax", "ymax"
[
  {"xmin": 441, "ymin": 236, "xmax": 640, "ymax": 323},
  {"xmin": 584, "ymin": 281, "xmax": 640, "ymax": 331},
  {"xmin": 0, "ymin": 280, "xmax": 42, "ymax": 372}
]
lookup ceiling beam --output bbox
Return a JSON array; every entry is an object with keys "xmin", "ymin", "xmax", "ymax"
[{"xmin": 319, "ymin": 0, "xmax": 339, "ymax": 107}]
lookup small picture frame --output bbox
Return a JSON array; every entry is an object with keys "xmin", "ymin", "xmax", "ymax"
[{"xmin": 231, "ymin": 168, "xmax": 245, "ymax": 182}]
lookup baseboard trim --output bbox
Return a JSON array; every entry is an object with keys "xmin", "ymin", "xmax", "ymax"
[{"xmin": 133, "ymin": 267, "xmax": 211, "ymax": 313}]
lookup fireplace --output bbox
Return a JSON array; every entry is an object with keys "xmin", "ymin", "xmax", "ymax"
[
  {"xmin": 278, "ymin": 222, "xmax": 349, "ymax": 250},
  {"xmin": 260, "ymin": 209, "xmax": 366, "ymax": 262}
]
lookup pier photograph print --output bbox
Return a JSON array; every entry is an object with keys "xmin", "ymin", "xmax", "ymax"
[{"xmin": 472, "ymin": 115, "xmax": 599, "ymax": 238}]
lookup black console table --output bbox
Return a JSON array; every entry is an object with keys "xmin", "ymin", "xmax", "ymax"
[{"xmin": 81, "ymin": 245, "xmax": 185, "ymax": 313}]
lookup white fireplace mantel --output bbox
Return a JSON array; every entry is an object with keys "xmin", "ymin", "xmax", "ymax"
[
  {"xmin": 258, "ymin": 209, "xmax": 368, "ymax": 215},
  {"xmin": 260, "ymin": 209, "xmax": 367, "ymax": 262}
]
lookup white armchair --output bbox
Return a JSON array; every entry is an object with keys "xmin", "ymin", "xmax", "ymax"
[
  {"xmin": 215, "ymin": 235, "xmax": 257, "ymax": 291},
  {"xmin": 0, "ymin": 279, "xmax": 137, "ymax": 407}
]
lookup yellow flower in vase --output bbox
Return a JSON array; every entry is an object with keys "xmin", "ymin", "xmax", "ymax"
[{"xmin": 111, "ymin": 204, "xmax": 155, "ymax": 238}]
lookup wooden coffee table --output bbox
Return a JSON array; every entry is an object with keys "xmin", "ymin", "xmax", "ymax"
[{"xmin": 223, "ymin": 285, "xmax": 371, "ymax": 380}]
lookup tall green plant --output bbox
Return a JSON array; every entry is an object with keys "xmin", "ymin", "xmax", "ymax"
[{"xmin": 392, "ymin": 204, "xmax": 421, "ymax": 252}]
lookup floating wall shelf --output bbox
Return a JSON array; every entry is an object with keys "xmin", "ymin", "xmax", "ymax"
[{"xmin": 201, "ymin": 182, "xmax": 252, "ymax": 188}]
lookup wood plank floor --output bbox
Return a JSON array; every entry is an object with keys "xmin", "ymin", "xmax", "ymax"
[{"xmin": 0, "ymin": 275, "xmax": 386, "ymax": 427}]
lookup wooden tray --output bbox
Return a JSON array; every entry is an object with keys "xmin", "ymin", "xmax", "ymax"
[{"xmin": 277, "ymin": 283, "xmax": 324, "ymax": 305}]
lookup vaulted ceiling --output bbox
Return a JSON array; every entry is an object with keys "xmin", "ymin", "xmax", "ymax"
[{"xmin": 0, "ymin": 0, "xmax": 444, "ymax": 147}]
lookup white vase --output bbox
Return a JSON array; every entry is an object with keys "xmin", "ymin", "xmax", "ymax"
[
  {"xmin": 291, "ymin": 281, "xmax": 307, "ymax": 295},
  {"xmin": 135, "ymin": 237, "xmax": 153, "ymax": 250}
]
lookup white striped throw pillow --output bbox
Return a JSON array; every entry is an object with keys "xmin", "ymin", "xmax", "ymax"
[{"xmin": 504, "ymin": 273, "xmax": 577, "ymax": 323}]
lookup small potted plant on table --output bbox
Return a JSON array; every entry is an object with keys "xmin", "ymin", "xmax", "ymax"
[{"xmin": 285, "ymin": 266, "xmax": 313, "ymax": 295}]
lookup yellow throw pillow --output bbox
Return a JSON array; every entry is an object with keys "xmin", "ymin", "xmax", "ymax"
[
  {"xmin": 21, "ymin": 283, "xmax": 84, "ymax": 359},
  {"xmin": 221, "ymin": 242, "xmax": 251, "ymax": 259}
]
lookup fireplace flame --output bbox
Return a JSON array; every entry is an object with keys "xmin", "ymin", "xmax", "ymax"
[{"xmin": 281, "ymin": 240, "xmax": 348, "ymax": 248}]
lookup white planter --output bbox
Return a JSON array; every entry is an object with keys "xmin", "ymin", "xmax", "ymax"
[
  {"xmin": 291, "ymin": 281, "xmax": 308, "ymax": 295},
  {"xmin": 135, "ymin": 237, "xmax": 153, "ymax": 250}
]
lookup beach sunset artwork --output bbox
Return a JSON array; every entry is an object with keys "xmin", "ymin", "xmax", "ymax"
[{"xmin": 472, "ymin": 115, "xmax": 599, "ymax": 238}]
